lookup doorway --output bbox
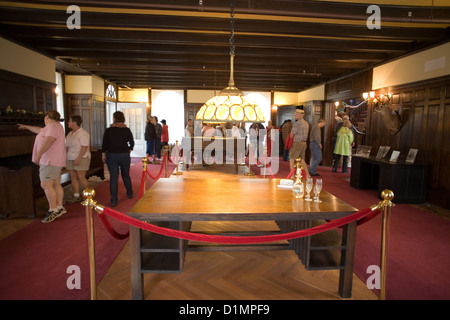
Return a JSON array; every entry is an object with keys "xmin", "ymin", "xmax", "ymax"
[{"xmin": 116, "ymin": 102, "xmax": 147, "ymax": 157}]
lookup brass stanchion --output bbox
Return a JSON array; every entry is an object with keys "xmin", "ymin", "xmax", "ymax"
[
  {"xmin": 172, "ymin": 140, "xmax": 183, "ymax": 175},
  {"xmin": 164, "ymin": 145, "xmax": 169, "ymax": 178},
  {"xmin": 263, "ymin": 146, "xmax": 267, "ymax": 179},
  {"xmin": 295, "ymin": 157, "xmax": 303, "ymax": 180},
  {"xmin": 244, "ymin": 140, "xmax": 255, "ymax": 176},
  {"xmin": 379, "ymin": 189, "xmax": 394, "ymax": 300},
  {"xmin": 81, "ymin": 188, "xmax": 97, "ymax": 300},
  {"xmin": 141, "ymin": 157, "xmax": 148, "ymax": 191}
]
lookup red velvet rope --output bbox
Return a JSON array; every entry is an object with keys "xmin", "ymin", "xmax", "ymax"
[
  {"xmin": 100, "ymin": 206, "xmax": 379, "ymax": 244},
  {"xmin": 249, "ymin": 143, "xmax": 262, "ymax": 166},
  {"xmin": 97, "ymin": 212, "xmax": 129, "ymax": 240},
  {"xmin": 286, "ymin": 167, "xmax": 296, "ymax": 179},
  {"xmin": 138, "ymin": 153, "xmax": 168, "ymax": 199},
  {"xmin": 146, "ymin": 152, "xmax": 167, "ymax": 180}
]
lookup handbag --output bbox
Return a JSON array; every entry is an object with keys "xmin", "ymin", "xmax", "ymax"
[{"xmin": 285, "ymin": 135, "xmax": 293, "ymax": 150}]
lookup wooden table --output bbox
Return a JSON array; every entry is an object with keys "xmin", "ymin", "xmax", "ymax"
[{"xmin": 128, "ymin": 176, "xmax": 359, "ymax": 300}]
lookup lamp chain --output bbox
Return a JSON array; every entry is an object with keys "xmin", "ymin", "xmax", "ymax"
[{"xmin": 229, "ymin": 0, "xmax": 235, "ymax": 56}]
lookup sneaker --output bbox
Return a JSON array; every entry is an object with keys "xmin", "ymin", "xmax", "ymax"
[
  {"xmin": 41, "ymin": 210, "xmax": 58, "ymax": 223},
  {"xmin": 66, "ymin": 196, "xmax": 82, "ymax": 204},
  {"xmin": 55, "ymin": 206, "xmax": 67, "ymax": 217}
]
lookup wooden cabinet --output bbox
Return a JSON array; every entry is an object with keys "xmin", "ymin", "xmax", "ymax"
[
  {"xmin": 350, "ymin": 156, "xmax": 429, "ymax": 204},
  {"xmin": 0, "ymin": 166, "xmax": 35, "ymax": 218},
  {"xmin": 66, "ymin": 94, "xmax": 105, "ymax": 149}
]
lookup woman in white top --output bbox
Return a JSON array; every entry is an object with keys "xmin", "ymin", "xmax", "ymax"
[{"xmin": 66, "ymin": 114, "xmax": 91, "ymax": 203}]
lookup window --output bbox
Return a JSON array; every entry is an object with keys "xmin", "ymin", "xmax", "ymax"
[
  {"xmin": 55, "ymin": 72, "xmax": 65, "ymax": 131},
  {"xmin": 106, "ymin": 84, "xmax": 116, "ymax": 99}
]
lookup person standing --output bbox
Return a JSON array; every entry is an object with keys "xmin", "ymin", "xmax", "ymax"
[
  {"xmin": 102, "ymin": 111, "xmax": 134, "ymax": 207},
  {"xmin": 185, "ymin": 119, "xmax": 194, "ymax": 137},
  {"xmin": 216, "ymin": 122, "xmax": 227, "ymax": 137},
  {"xmin": 154, "ymin": 116, "xmax": 162, "ymax": 162},
  {"xmin": 266, "ymin": 120, "xmax": 274, "ymax": 157},
  {"xmin": 332, "ymin": 119, "xmax": 354, "ymax": 173},
  {"xmin": 309, "ymin": 118, "xmax": 326, "ymax": 176},
  {"xmin": 248, "ymin": 122, "xmax": 259, "ymax": 164},
  {"xmin": 281, "ymin": 119, "xmax": 292, "ymax": 161},
  {"xmin": 145, "ymin": 116, "xmax": 156, "ymax": 162},
  {"xmin": 289, "ymin": 109, "xmax": 310, "ymax": 177},
  {"xmin": 17, "ymin": 110, "xmax": 66, "ymax": 223},
  {"xmin": 66, "ymin": 114, "xmax": 91, "ymax": 203},
  {"xmin": 160, "ymin": 119, "xmax": 169, "ymax": 151}
]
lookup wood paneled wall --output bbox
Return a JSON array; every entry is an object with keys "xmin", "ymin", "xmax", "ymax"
[
  {"xmin": 302, "ymin": 69, "xmax": 449, "ymax": 208},
  {"xmin": 0, "ymin": 69, "xmax": 56, "ymax": 116},
  {"xmin": 66, "ymin": 94, "xmax": 105, "ymax": 150},
  {"xmin": 366, "ymin": 76, "xmax": 450, "ymax": 208},
  {"xmin": 0, "ymin": 69, "xmax": 55, "ymax": 159}
]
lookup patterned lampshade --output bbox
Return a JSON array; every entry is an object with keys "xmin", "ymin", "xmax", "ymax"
[{"xmin": 196, "ymin": 86, "xmax": 265, "ymax": 123}]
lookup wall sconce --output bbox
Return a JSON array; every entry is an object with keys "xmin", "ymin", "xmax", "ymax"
[
  {"xmin": 363, "ymin": 91, "xmax": 401, "ymax": 135},
  {"xmin": 363, "ymin": 91, "xmax": 391, "ymax": 107}
]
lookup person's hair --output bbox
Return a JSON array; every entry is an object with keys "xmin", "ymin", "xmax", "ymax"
[
  {"xmin": 69, "ymin": 114, "xmax": 82, "ymax": 126},
  {"xmin": 45, "ymin": 110, "xmax": 61, "ymax": 121},
  {"xmin": 318, "ymin": 118, "xmax": 326, "ymax": 123},
  {"xmin": 113, "ymin": 111, "xmax": 125, "ymax": 123}
]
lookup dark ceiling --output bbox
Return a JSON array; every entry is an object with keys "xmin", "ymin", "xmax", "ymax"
[{"xmin": 1, "ymin": 0, "xmax": 449, "ymax": 92}]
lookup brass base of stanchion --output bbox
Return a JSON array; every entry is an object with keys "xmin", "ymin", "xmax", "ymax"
[
  {"xmin": 244, "ymin": 171, "xmax": 255, "ymax": 176},
  {"xmin": 173, "ymin": 165, "xmax": 183, "ymax": 175}
]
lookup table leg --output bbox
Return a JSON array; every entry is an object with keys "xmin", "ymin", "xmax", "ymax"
[
  {"xmin": 130, "ymin": 226, "xmax": 144, "ymax": 300},
  {"xmin": 338, "ymin": 221, "xmax": 357, "ymax": 298}
]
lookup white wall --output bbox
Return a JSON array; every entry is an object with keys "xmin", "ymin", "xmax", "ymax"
[
  {"xmin": 298, "ymin": 84, "xmax": 325, "ymax": 103},
  {"xmin": 151, "ymin": 90, "xmax": 185, "ymax": 144},
  {"xmin": 373, "ymin": 41, "xmax": 450, "ymax": 89},
  {"xmin": 0, "ymin": 37, "xmax": 55, "ymax": 83}
]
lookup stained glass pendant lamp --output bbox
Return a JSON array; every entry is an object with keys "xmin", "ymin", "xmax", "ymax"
[{"xmin": 195, "ymin": 0, "xmax": 265, "ymax": 124}]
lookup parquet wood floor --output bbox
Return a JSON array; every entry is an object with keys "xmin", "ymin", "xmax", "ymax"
[{"xmin": 97, "ymin": 220, "xmax": 377, "ymax": 300}]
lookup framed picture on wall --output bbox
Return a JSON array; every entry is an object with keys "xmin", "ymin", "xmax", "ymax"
[
  {"xmin": 381, "ymin": 146, "xmax": 391, "ymax": 159},
  {"xmin": 376, "ymin": 146, "xmax": 391, "ymax": 159},
  {"xmin": 376, "ymin": 146, "xmax": 385, "ymax": 159},
  {"xmin": 389, "ymin": 150, "xmax": 400, "ymax": 163},
  {"xmin": 406, "ymin": 148, "xmax": 418, "ymax": 164}
]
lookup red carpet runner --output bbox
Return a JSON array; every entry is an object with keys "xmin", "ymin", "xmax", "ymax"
[{"xmin": 0, "ymin": 159, "xmax": 174, "ymax": 300}]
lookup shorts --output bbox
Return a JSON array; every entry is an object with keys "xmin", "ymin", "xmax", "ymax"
[
  {"xmin": 66, "ymin": 157, "xmax": 91, "ymax": 171},
  {"xmin": 289, "ymin": 141, "xmax": 307, "ymax": 160},
  {"xmin": 39, "ymin": 165, "xmax": 62, "ymax": 182}
]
